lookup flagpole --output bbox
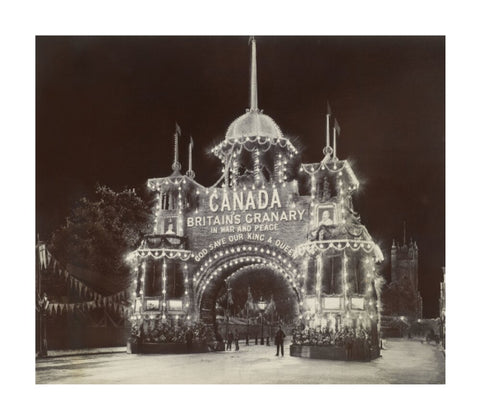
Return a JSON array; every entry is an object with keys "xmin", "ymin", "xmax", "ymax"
[
  {"xmin": 174, "ymin": 132, "xmax": 178, "ymax": 165},
  {"xmin": 172, "ymin": 123, "xmax": 181, "ymax": 172},
  {"xmin": 187, "ymin": 137, "xmax": 195, "ymax": 178},
  {"xmin": 249, "ymin": 37, "xmax": 258, "ymax": 111},
  {"xmin": 333, "ymin": 124, "xmax": 337, "ymax": 160},
  {"xmin": 326, "ymin": 102, "xmax": 331, "ymax": 149},
  {"xmin": 189, "ymin": 139, "xmax": 193, "ymax": 173}
]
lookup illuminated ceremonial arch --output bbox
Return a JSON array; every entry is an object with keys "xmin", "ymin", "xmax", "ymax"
[{"xmin": 128, "ymin": 37, "xmax": 384, "ymax": 354}]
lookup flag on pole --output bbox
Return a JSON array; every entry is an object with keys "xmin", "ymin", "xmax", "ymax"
[
  {"xmin": 334, "ymin": 119, "xmax": 341, "ymax": 136},
  {"xmin": 175, "ymin": 122, "xmax": 181, "ymax": 136},
  {"xmin": 189, "ymin": 136, "xmax": 194, "ymax": 150},
  {"xmin": 248, "ymin": 36, "xmax": 255, "ymax": 45},
  {"xmin": 266, "ymin": 295, "xmax": 276, "ymax": 315},
  {"xmin": 246, "ymin": 286, "xmax": 255, "ymax": 311},
  {"xmin": 327, "ymin": 101, "xmax": 332, "ymax": 116}
]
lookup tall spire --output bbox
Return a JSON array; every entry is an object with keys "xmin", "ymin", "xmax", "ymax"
[{"xmin": 249, "ymin": 36, "xmax": 258, "ymax": 111}]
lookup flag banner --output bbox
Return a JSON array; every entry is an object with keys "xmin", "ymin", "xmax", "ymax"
[
  {"xmin": 72, "ymin": 278, "xmax": 77, "ymax": 294},
  {"xmin": 38, "ymin": 244, "xmax": 47, "ymax": 269},
  {"xmin": 334, "ymin": 119, "xmax": 341, "ymax": 136}
]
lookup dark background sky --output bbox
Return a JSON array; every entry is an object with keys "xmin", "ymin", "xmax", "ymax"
[{"xmin": 36, "ymin": 36, "xmax": 444, "ymax": 317}]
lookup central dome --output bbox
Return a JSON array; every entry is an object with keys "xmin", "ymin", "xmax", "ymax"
[{"xmin": 225, "ymin": 109, "xmax": 283, "ymax": 140}]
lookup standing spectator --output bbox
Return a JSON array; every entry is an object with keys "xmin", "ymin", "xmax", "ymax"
[
  {"xmin": 275, "ymin": 326, "xmax": 286, "ymax": 357},
  {"xmin": 234, "ymin": 330, "xmax": 240, "ymax": 351},
  {"xmin": 185, "ymin": 327, "xmax": 194, "ymax": 353},
  {"xmin": 227, "ymin": 331, "xmax": 234, "ymax": 351}
]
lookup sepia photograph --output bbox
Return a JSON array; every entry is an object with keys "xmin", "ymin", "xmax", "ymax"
[{"xmin": 35, "ymin": 35, "xmax": 445, "ymax": 385}]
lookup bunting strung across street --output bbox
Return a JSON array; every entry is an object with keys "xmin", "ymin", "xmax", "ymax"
[
  {"xmin": 39, "ymin": 247, "xmax": 131, "ymax": 317},
  {"xmin": 40, "ymin": 247, "xmax": 103, "ymax": 300},
  {"xmin": 46, "ymin": 299, "xmax": 130, "ymax": 316}
]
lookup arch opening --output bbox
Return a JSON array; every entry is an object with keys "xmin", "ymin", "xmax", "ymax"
[{"xmin": 196, "ymin": 259, "xmax": 301, "ymax": 337}]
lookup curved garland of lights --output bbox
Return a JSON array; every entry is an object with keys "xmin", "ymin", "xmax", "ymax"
[
  {"xmin": 212, "ymin": 136, "xmax": 298, "ymax": 158},
  {"xmin": 294, "ymin": 240, "xmax": 384, "ymax": 262},
  {"xmin": 301, "ymin": 161, "xmax": 346, "ymax": 175},
  {"xmin": 148, "ymin": 175, "xmax": 203, "ymax": 191},
  {"xmin": 300, "ymin": 160, "xmax": 359, "ymax": 188},
  {"xmin": 135, "ymin": 248, "xmax": 193, "ymax": 261}
]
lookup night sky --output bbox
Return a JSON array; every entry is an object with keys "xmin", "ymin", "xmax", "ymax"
[{"xmin": 36, "ymin": 36, "xmax": 444, "ymax": 317}]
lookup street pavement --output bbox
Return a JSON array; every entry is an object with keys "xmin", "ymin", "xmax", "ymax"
[{"xmin": 35, "ymin": 338, "xmax": 445, "ymax": 384}]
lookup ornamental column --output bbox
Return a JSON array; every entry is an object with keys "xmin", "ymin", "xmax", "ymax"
[
  {"xmin": 162, "ymin": 257, "xmax": 168, "ymax": 321},
  {"xmin": 315, "ymin": 253, "xmax": 323, "ymax": 327}
]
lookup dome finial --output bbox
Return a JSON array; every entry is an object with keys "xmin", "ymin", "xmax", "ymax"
[{"xmin": 249, "ymin": 36, "xmax": 258, "ymax": 111}]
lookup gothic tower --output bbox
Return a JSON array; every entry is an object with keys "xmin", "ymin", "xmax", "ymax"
[{"xmin": 390, "ymin": 224, "xmax": 423, "ymax": 318}]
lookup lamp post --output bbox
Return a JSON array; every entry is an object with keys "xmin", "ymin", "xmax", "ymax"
[
  {"xmin": 225, "ymin": 280, "xmax": 231, "ymax": 340},
  {"xmin": 38, "ymin": 293, "xmax": 49, "ymax": 358},
  {"xmin": 246, "ymin": 307, "xmax": 249, "ymax": 346},
  {"xmin": 258, "ymin": 297, "xmax": 267, "ymax": 345}
]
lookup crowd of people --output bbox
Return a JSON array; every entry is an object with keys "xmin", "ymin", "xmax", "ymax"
[
  {"xmin": 292, "ymin": 325, "xmax": 373, "ymax": 360},
  {"xmin": 130, "ymin": 321, "xmax": 214, "ymax": 345},
  {"xmin": 129, "ymin": 321, "xmax": 375, "ymax": 360}
]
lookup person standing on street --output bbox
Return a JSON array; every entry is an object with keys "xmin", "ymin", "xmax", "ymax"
[
  {"xmin": 185, "ymin": 327, "xmax": 194, "ymax": 353},
  {"xmin": 227, "ymin": 330, "xmax": 234, "ymax": 351},
  {"xmin": 275, "ymin": 326, "xmax": 286, "ymax": 357},
  {"xmin": 234, "ymin": 330, "xmax": 240, "ymax": 351},
  {"xmin": 345, "ymin": 329, "xmax": 354, "ymax": 361}
]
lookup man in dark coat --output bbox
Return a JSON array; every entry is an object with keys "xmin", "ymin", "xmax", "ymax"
[
  {"xmin": 227, "ymin": 331, "xmax": 234, "ymax": 351},
  {"xmin": 234, "ymin": 330, "xmax": 240, "ymax": 351},
  {"xmin": 185, "ymin": 327, "xmax": 194, "ymax": 353},
  {"xmin": 275, "ymin": 326, "xmax": 286, "ymax": 357}
]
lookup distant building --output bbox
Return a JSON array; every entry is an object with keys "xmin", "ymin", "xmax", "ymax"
[{"xmin": 390, "ymin": 231, "xmax": 423, "ymax": 319}]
